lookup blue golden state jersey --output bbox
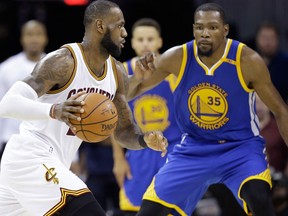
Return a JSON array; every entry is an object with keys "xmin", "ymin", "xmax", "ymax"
[
  {"xmin": 123, "ymin": 59, "xmax": 182, "ymax": 144},
  {"xmin": 174, "ymin": 39, "xmax": 260, "ymax": 142}
]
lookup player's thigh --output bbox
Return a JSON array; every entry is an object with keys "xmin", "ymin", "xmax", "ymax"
[
  {"xmin": 124, "ymin": 149, "xmax": 166, "ymax": 203},
  {"xmin": 143, "ymin": 152, "xmax": 211, "ymax": 216},
  {"xmin": 0, "ymin": 183, "xmax": 29, "ymax": 216},
  {"xmin": 3, "ymin": 156, "xmax": 89, "ymax": 216}
]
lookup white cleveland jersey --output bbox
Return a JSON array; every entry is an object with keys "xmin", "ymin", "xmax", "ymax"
[{"xmin": 19, "ymin": 43, "xmax": 118, "ymax": 168}]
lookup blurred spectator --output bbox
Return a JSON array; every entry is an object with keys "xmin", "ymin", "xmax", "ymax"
[
  {"xmin": 0, "ymin": 19, "xmax": 48, "ymax": 161},
  {"xmin": 255, "ymin": 93, "xmax": 288, "ymax": 172},
  {"xmin": 255, "ymin": 22, "xmax": 288, "ymax": 103}
]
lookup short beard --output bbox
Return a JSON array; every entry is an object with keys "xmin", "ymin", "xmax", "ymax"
[
  {"xmin": 198, "ymin": 47, "xmax": 213, "ymax": 57},
  {"xmin": 101, "ymin": 29, "xmax": 121, "ymax": 58}
]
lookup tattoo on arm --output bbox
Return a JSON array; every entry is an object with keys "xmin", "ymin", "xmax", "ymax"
[
  {"xmin": 26, "ymin": 49, "xmax": 73, "ymax": 96},
  {"xmin": 113, "ymin": 62, "xmax": 143, "ymax": 150}
]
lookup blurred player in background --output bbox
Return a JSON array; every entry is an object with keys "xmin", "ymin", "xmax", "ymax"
[{"xmin": 112, "ymin": 18, "xmax": 182, "ymax": 216}]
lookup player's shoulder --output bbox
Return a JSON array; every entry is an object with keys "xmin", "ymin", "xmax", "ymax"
[
  {"xmin": 41, "ymin": 46, "xmax": 74, "ymax": 66},
  {"xmin": 110, "ymin": 56, "xmax": 127, "ymax": 75},
  {"xmin": 240, "ymin": 43, "xmax": 262, "ymax": 64}
]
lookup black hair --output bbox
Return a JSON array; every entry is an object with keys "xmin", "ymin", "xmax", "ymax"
[
  {"xmin": 256, "ymin": 22, "xmax": 280, "ymax": 37},
  {"xmin": 194, "ymin": 3, "xmax": 226, "ymax": 24},
  {"xmin": 21, "ymin": 20, "xmax": 47, "ymax": 35},
  {"xmin": 83, "ymin": 0, "xmax": 120, "ymax": 27},
  {"xmin": 131, "ymin": 18, "xmax": 161, "ymax": 35}
]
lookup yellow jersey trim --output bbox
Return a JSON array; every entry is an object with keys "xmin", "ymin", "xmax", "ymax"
[
  {"xmin": 44, "ymin": 187, "xmax": 90, "ymax": 216},
  {"xmin": 238, "ymin": 168, "xmax": 272, "ymax": 214},
  {"xmin": 222, "ymin": 58, "xmax": 236, "ymax": 65},
  {"xmin": 194, "ymin": 39, "xmax": 232, "ymax": 76},
  {"xmin": 236, "ymin": 43, "xmax": 252, "ymax": 93},
  {"xmin": 47, "ymin": 45, "xmax": 77, "ymax": 94},
  {"xmin": 165, "ymin": 74, "xmax": 178, "ymax": 92},
  {"xmin": 143, "ymin": 178, "xmax": 187, "ymax": 216},
  {"xmin": 119, "ymin": 188, "xmax": 140, "ymax": 211},
  {"xmin": 175, "ymin": 44, "xmax": 188, "ymax": 90},
  {"xmin": 122, "ymin": 61, "xmax": 129, "ymax": 75}
]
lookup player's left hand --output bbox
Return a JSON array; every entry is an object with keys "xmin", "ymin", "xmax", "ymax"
[
  {"xmin": 144, "ymin": 131, "xmax": 168, "ymax": 157},
  {"xmin": 134, "ymin": 52, "xmax": 156, "ymax": 81}
]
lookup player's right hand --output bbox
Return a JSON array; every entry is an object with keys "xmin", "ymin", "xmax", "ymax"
[
  {"xmin": 113, "ymin": 157, "xmax": 132, "ymax": 187},
  {"xmin": 144, "ymin": 131, "xmax": 168, "ymax": 157},
  {"xmin": 135, "ymin": 52, "xmax": 156, "ymax": 81},
  {"xmin": 53, "ymin": 91, "xmax": 86, "ymax": 129}
]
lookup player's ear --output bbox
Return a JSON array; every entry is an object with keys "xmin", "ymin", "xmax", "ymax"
[
  {"xmin": 224, "ymin": 24, "xmax": 229, "ymax": 37},
  {"xmin": 193, "ymin": 24, "xmax": 196, "ymax": 37},
  {"xmin": 95, "ymin": 19, "xmax": 105, "ymax": 33}
]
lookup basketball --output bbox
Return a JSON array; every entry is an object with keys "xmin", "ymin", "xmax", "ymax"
[{"xmin": 70, "ymin": 93, "xmax": 118, "ymax": 143}]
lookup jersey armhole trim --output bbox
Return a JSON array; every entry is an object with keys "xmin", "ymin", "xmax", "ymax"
[
  {"xmin": 175, "ymin": 44, "xmax": 188, "ymax": 90},
  {"xmin": 111, "ymin": 56, "xmax": 119, "ymax": 90},
  {"xmin": 236, "ymin": 43, "xmax": 253, "ymax": 93}
]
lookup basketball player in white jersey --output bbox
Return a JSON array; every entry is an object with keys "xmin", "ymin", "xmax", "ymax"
[{"xmin": 0, "ymin": 1, "xmax": 167, "ymax": 216}]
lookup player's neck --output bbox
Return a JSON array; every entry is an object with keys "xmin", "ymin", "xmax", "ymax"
[
  {"xmin": 25, "ymin": 52, "xmax": 43, "ymax": 62},
  {"xmin": 80, "ymin": 42, "xmax": 108, "ymax": 77},
  {"xmin": 199, "ymin": 39, "xmax": 227, "ymax": 68}
]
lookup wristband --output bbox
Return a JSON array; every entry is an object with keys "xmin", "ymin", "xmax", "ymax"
[{"xmin": 138, "ymin": 135, "xmax": 148, "ymax": 148}]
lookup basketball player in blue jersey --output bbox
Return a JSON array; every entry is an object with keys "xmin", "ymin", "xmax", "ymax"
[
  {"xmin": 112, "ymin": 18, "xmax": 182, "ymax": 216},
  {"xmin": 129, "ymin": 3, "xmax": 288, "ymax": 216},
  {"xmin": 0, "ymin": 1, "xmax": 167, "ymax": 216}
]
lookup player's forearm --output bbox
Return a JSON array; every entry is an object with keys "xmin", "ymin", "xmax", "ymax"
[
  {"xmin": 111, "ymin": 135, "xmax": 126, "ymax": 160},
  {"xmin": 127, "ymin": 75, "xmax": 143, "ymax": 101},
  {"xmin": 127, "ymin": 75, "xmax": 160, "ymax": 101},
  {"xmin": 0, "ymin": 81, "xmax": 53, "ymax": 120},
  {"xmin": 114, "ymin": 124, "xmax": 147, "ymax": 150}
]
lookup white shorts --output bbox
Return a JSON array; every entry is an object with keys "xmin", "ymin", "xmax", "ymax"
[{"xmin": 0, "ymin": 135, "xmax": 89, "ymax": 216}]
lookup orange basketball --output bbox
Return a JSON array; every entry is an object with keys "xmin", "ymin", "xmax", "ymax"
[{"xmin": 70, "ymin": 93, "xmax": 118, "ymax": 143}]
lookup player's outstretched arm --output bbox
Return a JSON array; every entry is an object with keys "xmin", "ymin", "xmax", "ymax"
[
  {"xmin": 0, "ymin": 48, "xmax": 84, "ymax": 128},
  {"xmin": 127, "ymin": 45, "xmax": 183, "ymax": 100},
  {"xmin": 112, "ymin": 60, "xmax": 167, "ymax": 156},
  {"xmin": 241, "ymin": 45, "xmax": 288, "ymax": 146}
]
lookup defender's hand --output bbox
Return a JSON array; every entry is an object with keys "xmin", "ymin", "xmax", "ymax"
[
  {"xmin": 144, "ymin": 131, "xmax": 168, "ymax": 157},
  {"xmin": 135, "ymin": 52, "xmax": 156, "ymax": 81}
]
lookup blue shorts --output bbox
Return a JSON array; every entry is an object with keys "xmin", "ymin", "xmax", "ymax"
[
  {"xmin": 120, "ymin": 143, "xmax": 176, "ymax": 211},
  {"xmin": 143, "ymin": 135, "xmax": 272, "ymax": 216}
]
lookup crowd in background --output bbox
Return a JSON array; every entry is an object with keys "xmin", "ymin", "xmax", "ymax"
[{"xmin": 0, "ymin": 1, "xmax": 288, "ymax": 216}]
